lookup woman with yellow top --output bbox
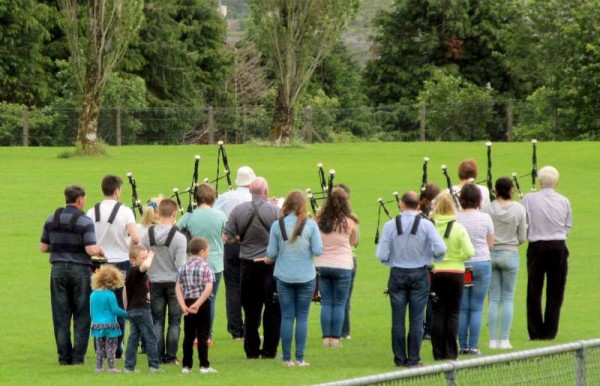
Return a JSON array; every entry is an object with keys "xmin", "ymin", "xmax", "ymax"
[{"xmin": 430, "ymin": 192, "xmax": 474, "ymax": 360}]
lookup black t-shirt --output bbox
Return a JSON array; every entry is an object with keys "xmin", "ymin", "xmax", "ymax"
[{"xmin": 125, "ymin": 266, "xmax": 150, "ymax": 310}]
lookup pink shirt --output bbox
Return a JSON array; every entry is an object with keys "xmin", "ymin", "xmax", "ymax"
[{"xmin": 315, "ymin": 218, "xmax": 358, "ymax": 270}]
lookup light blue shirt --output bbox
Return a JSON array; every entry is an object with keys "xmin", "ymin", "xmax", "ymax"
[
  {"xmin": 521, "ymin": 188, "xmax": 572, "ymax": 242},
  {"xmin": 213, "ymin": 187, "xmax": 252, "ymax": 218},
  {"xmin": 266, "ymin": 215, "xmax": 323, "ymax": 283},
  {"xmin": 376, "ymin": 210, "xmax": 446, "ymax": 268}
]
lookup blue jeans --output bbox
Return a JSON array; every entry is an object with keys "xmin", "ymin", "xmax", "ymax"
[
  {"xmin": 388, "ymin": 267, "xmax": 429, "ymax": 366},
  {"xmin": 150, "ymin": 282, "xmax": 182, "ymax": 362},
  {"xmin": 318, "ymin": 267, "xmax": 352, "ymax": 338},
  {"xmin": 276, "ymin": 279, "xmax": 314, "ymax": 362},
  {"xmin": 488, "ymin": 250, "xmax": 519, "ymax": 340},
  {"xmin": 459, "ymin": 260, "xmax": 492, "ymax": 350},
  {"xmin": 209, "ymin": 272, "xmax": 222, "ymax": 338},
  {"xmin": 125, "ymin": 308, "xmax": 160, "ymax": 370},
  {"xmin": 50, "ymin": 262, "xmax": 92, "ymax": 364}
]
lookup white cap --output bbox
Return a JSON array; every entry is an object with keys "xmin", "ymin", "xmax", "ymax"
[{"xmin": 235, "ymin": 166, "xmax": 256, "ymax": 187}]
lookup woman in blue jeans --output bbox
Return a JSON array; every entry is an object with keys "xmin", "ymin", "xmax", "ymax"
[
  {"xmin": 457, "ymin": 184, "xmax": 494, "ymax": 355},
  {"xmin": 266, "ymin": 190, "xmax": 323, "ymax": 366},
  {"xmin": 482, "ymin": 177, "xmax": 527, "ymax": 349},
  {"xmin": 316, "ymin": 188, "xmax": 359, "ymax": 348}
]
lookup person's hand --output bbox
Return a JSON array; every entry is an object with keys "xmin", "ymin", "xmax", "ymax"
[
  {"xmin": 98, "ymin": 246, "xmax": 105, "ymax": 257},
  {"xmin": 181, "ymin": 306, "xmax": 190, "ymax": 316},
  {"xmin": 147, "ymin": 251, "xmax": 155, "ymax": 259},
  {"xmin": 189, "ymin": 304, "xmax": 199, "ymax": 314},
  {"xmin": 263, "ymin": 257, "xmax": 274, "ymax": 265}
]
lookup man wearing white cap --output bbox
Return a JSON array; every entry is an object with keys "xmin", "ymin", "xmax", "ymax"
[{"xmin": 214, "ymin": 166, "xmax": 256, "ymax": 339}]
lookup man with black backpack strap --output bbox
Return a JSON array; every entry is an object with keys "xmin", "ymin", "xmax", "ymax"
[
  {"xmin": 140, "ymin": 198, "xmax": 187, "ymax": 365},
  {"xmin": 223, "ymin": 177, "xmax": 280, "ymax": 359},
  {"xmin": 87, "ymin": 174, "xmax": 139, "ymax": 358},
  {"xmin": 40, "ymin": 185, "xmax": 104, "ymax": 365}
]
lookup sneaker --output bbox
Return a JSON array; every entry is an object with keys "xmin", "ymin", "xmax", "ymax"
[
  {"xmin": 459, "ymin": 348, "xmax": 470, "ymax": 355},
  {"xmin": 108, "ymin": 368, "xmax": 121, "ymax": 373},
  {"xmin": 200, "ymin": 367, "xmax": 218, "ymax": 374},
  {"xmin": 341, "ymin": 335, "xmax": 352, "ymax": 340},
  {"xmin": 296, "ymin": 361, "xmax": 310, "ymax": 367},
  {"xmin": 283, "ymin": 361, "xmax": 295, "ymax": 367},
  {"xmin": 164, "ymin": 359, "xmax": 181, "ymax": 365},
  {"xmin": 499, "ymin": 340, "xmax": 513, "ymax": 349},
  {"xmin": 95, "ymin": 368, "xmax": 104, "ymax": 373},
  {"xmin": 149, "ymin": 367, "xmax": 163, "ymax": 373},
  {"xmin": 469, "ymin": 348, "xmax": 482, "ymax": 355},
  {"xmin": 124, "ymin": 368, "xmax": 139, "ymax": 373},
  {"xmin": 182, "ymin": 367, "xmax": 192, "ymax": 374},
  {"xmin": 489, "ymin": 340, "xmax": 499, "ymax": 349}
]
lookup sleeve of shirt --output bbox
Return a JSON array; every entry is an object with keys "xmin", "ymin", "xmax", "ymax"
[
  {"xmin": 459, "ymin": 225, "xmax": 475, "ymax": 259},
  {"xmin": 266, "ymin": 221, "xmax": 280, "ymax": 260},
  {"xmin": 203, "ymin": 264, "xmax": 215, "ymax": 283},
  {"xmin": 140, "ymin": 231, "xmax": 150, "ymax": 249},
  {"xmin": 517, "ymin": 205, "xmax": 528, "ymax": 245},
  {"xmin": 224, "ymin": 207, "xmax": 239, "ymax": 237},
  {"xmin": 176, "ymin": 213, "xmax": 189, "ymax": 230},
  {"xmin": 41, "ymin": 219, "xmax": 50, "ymax": 244},
  {"xmin": 108, "ymin": 292, "xmax": 128, "ymax": 318},
  {"xmin": 173, "ymin": 234, "xmax": 188, "ymax": 269},
  {"xmin": 309, "ymin": 221, "xmax": 323, "ymax": 257},
  {"xmin": 565, "ymin": 198, "xmax": 573, "ymax": 234},
  {"xmin": 82, "ymin": 219, "xmax": 98, "ymax": 246},
  {"xmin": 125, "ymin": 207, "xmax": 136, "ymax": 225},
  {"xmin": 485, "ymin": 213, "xmax": 495, "ymax": 236},
  {"xmin": 426, "ymin": 222, "xmax": 447, "ymax": 261},
  {"xmin": 375, "ymin": 221, "xmax": 393, "ymax": 265}
]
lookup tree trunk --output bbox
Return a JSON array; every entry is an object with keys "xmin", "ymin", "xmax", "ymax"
[
  {"xmin": 77, "ymin": 91, "xmax": 102, "ymax": 153},
  {"xmin": 269, "ymin": 90, "xmax": 294, "ymax": 143}
]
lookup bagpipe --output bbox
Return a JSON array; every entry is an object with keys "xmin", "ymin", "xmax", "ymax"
[
  {"xmin": 126, "ymin": 172, "xmax": 144, "ymax": 219},
  {"xmin": 374, "ymin": 139, "xmax": 540, "ymax": 244},
  {"xmin": 209, "ymin": 141, "xmax": 233, "ymax": 197},
  {"xmin": 306, "ymin": 162, "xmax": 336, "ymax": 215}
]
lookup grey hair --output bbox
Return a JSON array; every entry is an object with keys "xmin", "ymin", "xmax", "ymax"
[{"xmin": 539, "ymin": 166, "xmax": 560, "ymax": 188}]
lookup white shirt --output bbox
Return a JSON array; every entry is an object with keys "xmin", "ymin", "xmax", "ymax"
[
  {"xmin": 86, "ymin": 199, "xmax": 136, "ymax": 263},
  {"xmin": 213, "ymin": 187, "xmax": 252, "ymax": 219}
]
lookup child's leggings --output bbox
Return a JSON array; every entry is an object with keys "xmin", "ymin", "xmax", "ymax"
[{"xmin": 96, "ymin": 337, "xmax": 118, "ymax": 369}]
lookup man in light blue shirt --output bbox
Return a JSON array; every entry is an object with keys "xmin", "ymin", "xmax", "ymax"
[
  {"xmin": 376, "ymin": 191, "xmax": 446, "ymax": 367},
  {"xmin": 521, "ymin": 165, "xmax": 572, "ymax": 340}
]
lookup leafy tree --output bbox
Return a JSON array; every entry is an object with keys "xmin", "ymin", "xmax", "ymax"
[
  {"xmin": 58, "ymin": 0, "xmax": 144, "ymax": 154},
  {"xmin": 0, "ymin": 1, "xmax": 56, "ymax": 106},
  {"xmin": 250, "ymin": 0, "xmax": 360, "ymax": 142}
]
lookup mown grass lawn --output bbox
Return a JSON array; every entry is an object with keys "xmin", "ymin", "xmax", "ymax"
[{"xmin": 1, "ymin": 142, "xmax": 597, "ymax": 385}]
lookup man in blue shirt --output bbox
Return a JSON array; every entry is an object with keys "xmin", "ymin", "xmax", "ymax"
[{"xmin": 376, "ymin": 191, "xmax": 446, "ymax": 367}]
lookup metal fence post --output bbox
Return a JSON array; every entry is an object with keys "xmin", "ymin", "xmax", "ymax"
[
  {"xmin": 208, "ymin": 106, "xmax": 215, "ymax": 144},
  {"xmin": 506, "ymin": 99, "xmax": 514, "ymax": 142},
  {"xmin": 419, "ymin": 103, "xmax": 426, "ymax": 142},
  {"xmin": 23, "ymin": 106, "xmax": 29, "ymax": 147},
  {"xmin": 444, "ymin": 369, "xmax": 457, "ymax": 386},
  {"xmin": 115, "ymin": 106, "xmax": 122, "ymax": 146},
  {"xmin": 575, "ymin": 345, "xmax": 586, "ymax": 386}
]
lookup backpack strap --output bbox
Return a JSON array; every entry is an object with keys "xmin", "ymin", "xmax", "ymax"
[
  {"xmin": 444, "ymin": 220, "xmax": 455, "ymax": 239},
  {"xmin": 295, "ymin": 219, "xmax": 307, "ymax": 238},
  {"xmin": 94, "ymin": 202, "xmax": 122, "ymax": 224},
  {"xmin": 107, "ymin": 202, "xmax": 122, "ymax": 224},
  {"xmin": 52, "ymin": 208, "xmax": 64, "ymax": 230},
  {"xmin": 149, "ymin": 225, "xmax": 156, "ymax": 246},
  {"xmin": 279, "ymin": 217, "xmax": 288, "ymax": 241},
  {"xmin": 410, "ymin": 215, "xmax": 421, "ymax": 235},
  {"xmin": 67, "ymin": 211, "xmax": 84, "ymax": 231},
  {"xmin": 149, "ymin": 225, "xmax": 178, "ymax": 247},
  {"xmin": 395, "ymin": 215, "xmax": 403, "ymax": 235}
]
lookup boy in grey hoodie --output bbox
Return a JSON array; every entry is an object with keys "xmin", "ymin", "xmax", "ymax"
[{"xmin": 141, "ymin": 198, "xmax": 187, "ymax": 364}]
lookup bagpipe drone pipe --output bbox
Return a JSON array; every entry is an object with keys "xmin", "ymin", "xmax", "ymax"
[
  {"xmin": 306, "ymin": 162, "xmax": 336, "ymax": 216},
  {"xmin": 126, "ymin": 172, "xmax": 144, "ymax": 219}
]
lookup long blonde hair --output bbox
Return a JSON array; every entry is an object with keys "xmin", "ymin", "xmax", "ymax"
[{"xmin": 92, "ymin": 265, "xmax": 124, "ymax": 290}]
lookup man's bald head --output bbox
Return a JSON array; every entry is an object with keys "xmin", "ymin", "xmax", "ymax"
[
  {"xmin": 249, "ymin": 177, "xmax": 269, "ymax": 198},
  {"xmin": 401, "ymin": 191, "xmax": 420, "ymax": 210}
]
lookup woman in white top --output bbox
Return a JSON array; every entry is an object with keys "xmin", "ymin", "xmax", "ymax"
[
  {"xmin": 457, "ymin": 184, "xmax": 494, "ymax": 355},
  {"xmin": 315, "ymin": 188, "xmax": 359, "ymax": 348},
  {"xmin": 453, "ymin": 159, "xmax": 491, "ymax": 209}
]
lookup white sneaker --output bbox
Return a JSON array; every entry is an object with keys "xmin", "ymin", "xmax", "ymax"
[
  {"xmin": 499, "ymin": 340, "xmax": 513, "ymax": 349},
  {"xmin": 489, "ymin": 340, "xmax": 499, "ymax": 349},
  {"xmin": 182, "ymin": 367, "xmax": 192, "ymax": 374},
  {"xmin": 200, "ymin": 367, "xmax": 218, "ymax": 374}
]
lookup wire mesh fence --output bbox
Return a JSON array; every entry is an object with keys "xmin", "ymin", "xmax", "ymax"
[
  {"xmin": 1, "ymin": 100, "xmax": 559, "ymax": 147},
  {"xmin": 314, "ymin": 339, "xmax": 600, "ymax": 386}
]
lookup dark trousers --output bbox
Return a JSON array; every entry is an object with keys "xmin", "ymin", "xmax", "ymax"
[
  {"xmin": 223, "ymin": 243, "xmax": 244, "ymax": 338},
  {"xmin": 182, "ymin": 299, "xmax": 211, "ymax": 369},
  {"xmin": 431, "ymin": 272, "xmax": 464, "ymax": 360},
  {"xmin": 150, "ymin": 282, "xmax": 182, "ymax": 362},
  {"xmin": 240, "ymin": 259, "xmax": 281, "ymax": 358},
  {"xmin": 112, "ymin": 261, "xmax": 130, "ymax": 357},
  {"xmin": 388, "ymin": 266, "xmax": 429, "ymax": 367},
  {"xmin": 527, "ymin": 240, "xmax": 569, "ymax": 340},
  {"xmin": 50, "ymin": 262, "xmax": 92, "ymax": 365}
]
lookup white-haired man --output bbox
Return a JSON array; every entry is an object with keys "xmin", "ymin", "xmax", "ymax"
[
  {"xmin": 214, "ymin": 166, "xmax": 256, "ymax": 339},
  {"xmin": 521, "ymin": 166, "xmax": 572, "ymax": 340}
]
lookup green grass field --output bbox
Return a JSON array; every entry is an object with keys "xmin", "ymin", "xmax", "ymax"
[{"xmin": 1, "ymin": 142, "xmax": 598, "ymax": 385}]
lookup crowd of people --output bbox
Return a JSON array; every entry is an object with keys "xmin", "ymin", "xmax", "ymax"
[{"xmin": 39, "ymin": 159, "xmax": 571, "ymax": 371}]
